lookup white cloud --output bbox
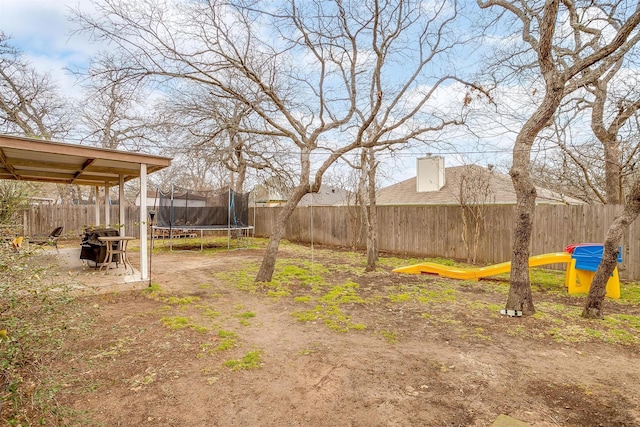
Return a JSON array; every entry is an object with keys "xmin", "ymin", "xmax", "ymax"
[{"xmin": 0, "ymin": 0, "xmax": 101, "ymax": 98}]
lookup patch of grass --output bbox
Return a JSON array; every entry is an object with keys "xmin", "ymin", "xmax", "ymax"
[
  {"xmin": 143, "ymin": 285, "xmax": 202, "ymax": 308},
  {"xmin": 539, "ymin": 312, "xmax": 639, "ymax": 345},
  {"xmin": 199, "ymin": 306, "xmax": 222, "ymax": 319},
  {"xmin": 215, "ymin": 257, "xmax": 330, "ymax": 298},
  {"xmin": 536, "ymin": 302, "xmax": 582, "ymax": 320},
  {"xmin": 161, "ymin": 316, "xmax": 191, "ymax": 330},
  {"xmin": 321, "ymin": 305, "xmax": 366, "ymax": 332},
  {"xmin": 142, "ymin": 282, "xmax": 166, "ymax": 300},
  {"xmin": 276, "ymin": 263, "xmax": 327, "ymax": 287},
  {"xmin": 129, "ymin": 367, "xmax": 157, "ymax": 391},
  {"xmin": 160, "ymin": 316, "xmax": 209, "ymax": 333},
  {"xmin": 236, "ymin": 311, "xmax": 256, "ymax": 326},
  {"xmin": 620, "ymin": 281, "xmax": 640, "ymax": 303},
  {"xmin": 530, "ymin": 268, "xmax": 567, "ymax": 294},
  {"xmin": 458, "ymin": 327, "xmax": 493, "ymax": 342},
  {"xmin": 291, "ymin": 282, "xmax": 368, "ymax": 332},
  {"xmin": 292, "ymin": 303, "xmax": 366, "ymax": 333},
  {"xmin": 318, "ymin": 281, "xmax": 365, "ymax": 304},
  {"xmin": 584, "ymin": 328, "xmax": 603, "ymax": 339},
  {"xmin": 468, "ymin": 301, "xmax": 503, "ymax": 314},
  {"xmin": 294, "ymin": 296, "xmax": 312, "ymax": 303},
  {"xmin": 214, "ymin": 338, "xmax": 237, "ymax": 351},
  {"xmin": 166, "ymin": 296, "xmax": 201, "ymax": 305},
  {"xmin": 200, "ymin": 330, "xmax": 239, "ymax": 356},
  {"xmin": 604, "ymin": 328, "xmax": 637, "ymax": 345},
  {"xmin": 610, "ymin": 314, "xmax": 640, "ymax": 331},
  {"xmin": 292, "ymin": 309, "xmax": 318, "ymax": 322},
  {"xmin": 223, "ymin": 350, "xmax": 263, "ymax": 370},
  {"xmin": 601, "ymin": 316, "xmax": 640, "ymax": 344},
  {"xmin": 213, "ymin": 330, "xmax": 239, "ymax": 351},
  {"xmin": 506, "ymin": 325, "xmax": 526, "ymax": 337},
  {"xmin": 265, "ymin": 287, "xmax": 291, "ymax": 298},
  {"xmin": 379, "ymin": 329, "xmax": 399, "ymax": 344},
  {"xmin": 214, "ymin": 262, "xmax": 261, "ymax": 292}
]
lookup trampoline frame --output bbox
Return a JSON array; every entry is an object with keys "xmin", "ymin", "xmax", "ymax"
[{"xmin": 152, "ymin": 224, "xmax": 254, "ymax": 251}]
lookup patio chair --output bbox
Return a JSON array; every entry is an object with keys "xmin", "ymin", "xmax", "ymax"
[{"xmin": 29, "ymin": 226, "xmax": 64, "ymax": 252}]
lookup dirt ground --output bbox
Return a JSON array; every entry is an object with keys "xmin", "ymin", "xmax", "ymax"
[{"xmin": 49, "ymin": 240, "xmax": 639, "ymax": 427}]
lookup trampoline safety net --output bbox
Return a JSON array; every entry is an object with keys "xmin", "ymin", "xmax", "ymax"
[{"xmin": 155, "ymin": 187, "xmax": 250, "ymax": 229}]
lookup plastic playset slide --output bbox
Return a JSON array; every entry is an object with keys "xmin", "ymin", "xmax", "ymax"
[
  {"xmin": 392, "ymin": 252, "xmax": 572, "ymax": 280},
  {"xmin": 392, "ymin": 244, "xmax": 622, "ymax": 298}
]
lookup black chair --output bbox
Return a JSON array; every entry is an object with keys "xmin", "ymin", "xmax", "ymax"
[{"xmin": 30, "ymin": 226, "xmax": 64, "ymax": 252}]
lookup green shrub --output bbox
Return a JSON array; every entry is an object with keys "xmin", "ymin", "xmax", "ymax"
[{"xmin": 0, "ymin": 246, "xmax": 80, "ymax": 425}]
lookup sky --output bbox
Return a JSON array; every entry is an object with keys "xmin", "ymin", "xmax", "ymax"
[
  {"xmin": 0, "ymin": 0, "xmax": 517, "ymax": 184},
  {"xmin": 0, "ymin": 0, "xmax": 98, "ymax": 97}
]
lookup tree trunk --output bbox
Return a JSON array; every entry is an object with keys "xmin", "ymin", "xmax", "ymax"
[
  {"xmin": 603, "ymin": 139, "xmax": 622, "ymax": 204},
  {"xmin": 507, "ymin": 164, "xmax": 537, "ymax": 315},
  {"xmin": 365, "ymin": 150, "xmax": 378, "ymax": 272},
  {"xmin": 583, "ymin": 178, "xmax": 640, "ymax": 318},
  {"xmin": 590, "ymin": 74, "xmax": 626, "ymax": 205},
  {"xmin": 255, "ymin": 184, "xmax": 309, "ymax": 282},
  {"xmin": 506, "ymin": 76, "xmax": 565, "ymax": 314}
]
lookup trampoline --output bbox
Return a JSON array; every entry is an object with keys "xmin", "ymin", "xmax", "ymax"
[{"xmin": 152, "ymin": 186, "xmax": 254, "ymax": 251}]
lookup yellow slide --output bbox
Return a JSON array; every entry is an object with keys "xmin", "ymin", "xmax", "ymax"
[{"xmin": 392, "ymin": 252, "xmax": 572, "ymax": 281}]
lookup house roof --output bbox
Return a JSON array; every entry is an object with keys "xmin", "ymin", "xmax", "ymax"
[
  {"xmin": 0, "ymin": 134, "xmax": 171, "ymax": 186},
  {"xmin": 377, "ymin": 165, "xmax": 582, "ymax": 205}
]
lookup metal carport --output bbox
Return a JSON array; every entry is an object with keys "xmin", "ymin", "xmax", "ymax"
[{"xmin": 0, "ymin": 134, "xmax": 172, "ymax": 281}]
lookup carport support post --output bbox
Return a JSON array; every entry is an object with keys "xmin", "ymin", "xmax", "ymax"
[
  {"xmin": 119, "ymin": 174, "xmax": 125, "ymax": 236},
  {"xmin": 94, "ymin": 186, "xmax": 100, "ymax": 226},
  {"xmin": 104, "ymin": 183, "xmax": 110, "ymax": 227},
  {"xmin": 139, "ymin": 163, "xmax": 149, "ymax": 281}
]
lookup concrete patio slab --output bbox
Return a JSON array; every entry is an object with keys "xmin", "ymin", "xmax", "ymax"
[{"xmin": 43, "ymin": 247, "xmax": 149, "ymax": 295}]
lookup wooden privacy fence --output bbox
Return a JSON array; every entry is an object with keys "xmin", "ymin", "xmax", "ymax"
[
  {"xmin": 24, "ymin": 205, "xmax": 142, "ymax": 239},
  {"xmin": 24, "ymin": 204, "xmax": 640, "ymax": 280},
  {"xmin": 253, "ymin": 204, "xmax": 640, "ymax": 281}
]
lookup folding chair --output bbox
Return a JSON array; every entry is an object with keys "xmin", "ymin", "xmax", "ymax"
[{"xmin": 29, "ymin": 226, "xmax": 64, "ymax": 252}]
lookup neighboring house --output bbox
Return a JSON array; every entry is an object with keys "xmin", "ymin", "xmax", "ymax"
[
  {"xmin": 377, "ymin": 156, "xmax": 583, "ymax": 205},
  {"xmin": 298, "ymin": 186, "xmax": 353, "ymax": 207},
  {"xmin": 139, "ymin": 189, "xmax": 208, "ymax": 208},
  {"xmin": 253, "ymin": 184, "xmax": 288, "ymax": 207},
  {"xmin": 254, "ymin": 184, "xmax": 353, "ymax": 207}
]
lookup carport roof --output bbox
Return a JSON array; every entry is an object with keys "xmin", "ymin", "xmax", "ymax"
[{"xmin": 0, "ymin": 134, "xmax": 171, "ymax": 186}]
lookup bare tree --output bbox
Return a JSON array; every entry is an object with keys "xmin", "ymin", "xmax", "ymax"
[
  {"xmin": 156, "ymin": 83, "xmax": 283, "ymax": 193},
  {"xmin": 589, "ymin": 60, "xmax": 640, "ymax": 204},
  {"xmin": 453, "ymin": 165, "xmax": 495, "ymax": 264},
  {"xmin": 0, "ymin": 33, "xmax": 72, "ymax": 139},
  {"xmin": 478, "ymin": 0, "xmax": 640, "ymax": 314},
  {"xmin": 355, "ymin": 147, "xmax": 379, "ymax": 271},
  {"xmin": 73, "ymin": 0, "xmax": 482, "ymax": 282},
  {"xmin": 532, "ymin": 54, "xmax": 640, "ymax": 205}
]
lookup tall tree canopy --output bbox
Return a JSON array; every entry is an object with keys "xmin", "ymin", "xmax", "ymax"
[
  {"xmin": 477, "ymin": 0, "xmax": 640, "ymax": 314},
  {"xmin": 74, "ymin": 0, "xmax": 483, "ymax": 281}
]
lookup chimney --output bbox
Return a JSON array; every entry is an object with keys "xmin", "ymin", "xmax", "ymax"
[{"xmin": 416, "ymin": 156, "xmax": 445, "ymax": 192}]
